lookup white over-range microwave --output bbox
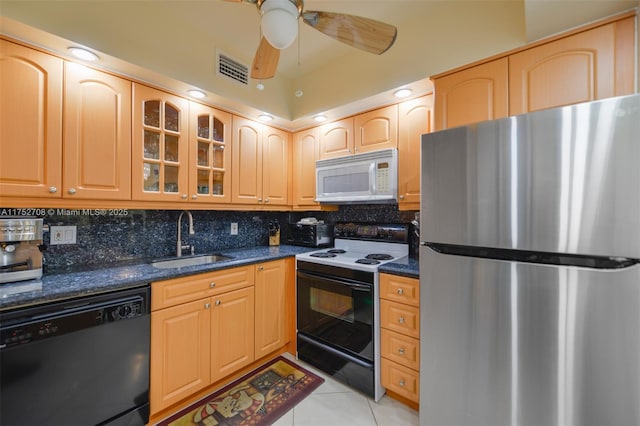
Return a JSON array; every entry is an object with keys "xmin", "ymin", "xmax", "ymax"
[{"xmin": 315, "ymin": 148, "xmax": 398, "ymax": 204}]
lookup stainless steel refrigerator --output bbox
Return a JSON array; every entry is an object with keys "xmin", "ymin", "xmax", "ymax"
[{"xmin": 419, "ymin": 94, "xmax": 640, "ymax": 426}]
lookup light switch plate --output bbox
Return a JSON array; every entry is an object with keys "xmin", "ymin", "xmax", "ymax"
[{"xmin": 50, "ymin": 225, "xmax": 77, "ymax": 245}]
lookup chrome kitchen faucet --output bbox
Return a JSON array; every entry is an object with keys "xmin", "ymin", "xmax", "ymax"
[{"xmin": 176, "ymin": 210, "xmax": 195, "ymax": 257}]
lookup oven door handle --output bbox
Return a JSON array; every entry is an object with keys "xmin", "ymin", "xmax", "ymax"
[{"xmin": 297, "ymin": 271, "xmax": 372, "ymax": 292}]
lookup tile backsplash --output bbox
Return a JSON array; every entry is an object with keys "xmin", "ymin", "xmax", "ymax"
[{"xmin": 28, "ymin": 205, "xmax": 418, "ymax": 274}]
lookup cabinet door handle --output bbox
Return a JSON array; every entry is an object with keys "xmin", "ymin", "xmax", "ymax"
[
  {"xmin": 215, "ymin": 300, "xmax": 221, "ymax": 306},
  {"xmin": 181, "ymin": 194, "xmax": 188, "ymax": 200},
  {"xmin": 398, "ymin": 347, "xmax": 405, "ymax": 355},
  {"xmin": 191, "ymin": 194, "xmax": 198, "ymax": 200},
  {"xmin": 399, "ymin": 379, "xmax": 405, "ymax": 387},
  {"xmin": 397, "ymin": 288, "xmax": 404, "ymax": 295},
  {"xmin": 67, "ymin": 188, "xmax": 76, "ymax": 195},
  {"xmin": 399, "ymin": 195, "xmax": 405, "ymax": 200},
  {"xmin": 258, "ymin": 198, "xmax": 263, "ymax": 203},
  {"xmin": 210, "ymin": 282, "xmax": 216, "ymax": 288},
  {"xmin": 265, "ymin": 198, "xmax": 270, "ymax": 203},
  {"xmin": 258, "ymin": 265, "xmax": 264, "ymax": 271},
  {"xmin": 398, "ymin": 316, "xmax": 405, "ymax": 324},
  {"xmin": 48, "ymin": 186, "xmax": 58, "ymax": 194},
  {"xmin": 204, "ymin": 303, "xmax": 211, "ymax": 309}
]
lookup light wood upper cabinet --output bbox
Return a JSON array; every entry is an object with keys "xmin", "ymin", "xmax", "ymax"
[
  {"xmin": 398, "ymin": 95, "xmax": 433, "ymax": 210},
  {"xmin": 292, "ymin": 127, "xmax": 320, "ymax": 208},
  {"xmin": 0, "ymin": 40, "xmax": 63, "ymax": 198},
  {"xmin": 188, "ymin": 102, "xmax": 232, "ymax": 203},
  {"xmin": 509, "ymin": 17, "xmax": 636, "ymax": 115},
  {"xmin": 354, "ymin": 104, "xmax": 398, "ymax": 154},
  {"xmin": 434, "ymin": 15, "xmax": 636, "ymax": 130},
  {"xmin": 63, "ymin": 63, "xmax": 131, "ymax": 200},
  {"xmin": 318, "ymin": 117, "xmax": 354, "ymax": 159},
  {"xmin": 433, "ymin": 58, "xmax": 509, "ymax": 131},
  {"xmin": 132, "ymin": 83, "xmax": 189, "ymax": 202},
  {"xmin": 232, "ymin": 117, "xmax": 262, "ymax": 204},
  {"xmin": 262, "ymin": 126, "xmax": 290, "ymax": 206},
  {"xmin": 232, "ymin": 116, "xmax": 289, "ymax": 206},
  {"xmin": 254, "ymin": 259, "xmax": 287, "ymax": 359}
]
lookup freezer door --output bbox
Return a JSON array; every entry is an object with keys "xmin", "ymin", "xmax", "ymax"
[
  {"xmin": 420, "ymin": 247, "xmax": 640, "ymax": 426},
  {"xmin": 420, "ymin": 94, "xmax": 640, "ymax": 259}
]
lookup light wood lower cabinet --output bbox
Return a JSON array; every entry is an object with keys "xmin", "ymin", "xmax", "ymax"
[
  {"xmin": 254, "ymin": 259, "xmax": 287, "ymax": 359},
  {"xmin": 150, "ymin": 260, "xmax": 291, "ymax": 414},
  {"xmin": 150, "ymin": 266, "xmax": 255, "ymax": 413},
  {"xmin": 380, "ymin": 273, "xmax": 420, "ymax": 405}
]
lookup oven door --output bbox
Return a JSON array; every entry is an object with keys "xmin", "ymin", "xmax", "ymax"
[{"xmin": 296, "ymin": 269, "xmax": 374, "ymax": 361}]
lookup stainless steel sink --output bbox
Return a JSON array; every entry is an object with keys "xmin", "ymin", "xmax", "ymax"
[{"xmin": 151, "ymin": 254, "xmax": 232, "ymax": 269}]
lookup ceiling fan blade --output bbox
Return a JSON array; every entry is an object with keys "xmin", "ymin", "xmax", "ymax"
[
  {"xmin": 251, "ymin": 37, "xmax": 280, "ymax": 79},
  {"xmin": 302, "ymin": 11, "xmax": 397, "ymax": 55}
]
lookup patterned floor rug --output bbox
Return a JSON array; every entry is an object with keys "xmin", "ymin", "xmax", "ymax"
[{"xmin": 157, "ymin": 356, "xmax": 325, "ymax": 426}]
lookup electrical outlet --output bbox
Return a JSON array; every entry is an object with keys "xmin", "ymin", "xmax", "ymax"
[
  {"xmin": 230, "ymin": 222, "xmax": 238, "ymax": 235},
  {"xmin": 50, "ymin": 226, "xmax": 77, "ymax": 245}
]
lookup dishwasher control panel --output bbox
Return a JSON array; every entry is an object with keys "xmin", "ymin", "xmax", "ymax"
[{"xmin": 0, "ymin": 286, "xmax": 149, "ymax": 349}]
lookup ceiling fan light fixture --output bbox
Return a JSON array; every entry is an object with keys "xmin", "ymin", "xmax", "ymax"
[{"xmin": 261, "ymin": 0, "xmax": 299, "ymax": 50}]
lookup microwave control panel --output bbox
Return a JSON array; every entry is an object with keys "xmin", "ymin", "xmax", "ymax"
[{"xmin": 376, "ymin": 161, "xmax": 391, "ymax": 193}]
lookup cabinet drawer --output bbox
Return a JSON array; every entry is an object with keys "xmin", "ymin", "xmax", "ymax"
[
  {"xmin": 380, "ymin": 299, "xmax": 419, "ymax": 338},
  {"xmin": 381, "ymin": 358, "xmax": 419, "ymax": 403},
  {"xmin": 381, "ymin": 329, "xmax": 419, "ymax": 370},
  {"xmin": 152, "ymin": 265, "xmax": 255, "ymax": 310},
  {"xmin": 380, "ymin": 273, "xmax": 419, "ymax": 307}
]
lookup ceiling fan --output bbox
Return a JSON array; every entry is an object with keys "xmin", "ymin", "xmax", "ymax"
[{"xmin": 225, "ymin": 0, "xmax": 398, "ymax": 79}]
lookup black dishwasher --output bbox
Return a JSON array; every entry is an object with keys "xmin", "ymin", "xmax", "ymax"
[{"xmin": 0, "ymin": 285, "xmax": 151, "ymax": 426}]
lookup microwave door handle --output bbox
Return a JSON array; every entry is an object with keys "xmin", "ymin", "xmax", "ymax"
[{"xmin": 369, "ymin": 163, "xmax": 376, "ymax": 194}]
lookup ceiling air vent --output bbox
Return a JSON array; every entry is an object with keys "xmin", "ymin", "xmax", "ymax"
[{"xmin": 217, "ymin": 51, "xmax": 249, "ymax": 86}]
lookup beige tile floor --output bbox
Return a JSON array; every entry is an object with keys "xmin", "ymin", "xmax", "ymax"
[{"xmin": 275, "ymin": 353, "xmax": 419, "ymax": 426}]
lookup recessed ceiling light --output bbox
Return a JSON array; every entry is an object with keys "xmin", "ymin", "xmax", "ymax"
[
  {"xmin": 187, "ymin": 89, "xmax": 206, "ymax": 99},
  {"xmin": 259, "ymin": 114, "xmax": 273, "ymax": 122},
  {"xmin": 394, "ymin": 88, "xmax": 412, "ymax": 98},
  {"xmin": 313, "ymin": 114, "xmax": 327, "ymax": 123},
  {"xmin": 68, "ymin": 47, "xmax": 99, "ymax": 61}
]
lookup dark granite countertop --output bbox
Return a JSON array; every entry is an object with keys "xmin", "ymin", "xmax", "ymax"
[
  {"xmin": 0, "ymin": 245, "xmax": 316, "ymax": 311},
  {"xmin": 379, "ymin": 256, "xmax": 420, "ymax": 279}
]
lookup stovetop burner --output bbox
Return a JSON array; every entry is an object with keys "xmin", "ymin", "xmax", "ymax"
[
  {"xmin": 310, "ymin": 252, "xmax": 337, "ymax": 258},
  {"xmin": 295, "ymin": 223, "xmax": 409, "ymax": 272},
  {"xmin": 365, "ymin": 253, "xmax": 394, "ymax": 261},
  {"xmin": 356, "ymin": 258, "xmax": 381, "ymax": 265}
]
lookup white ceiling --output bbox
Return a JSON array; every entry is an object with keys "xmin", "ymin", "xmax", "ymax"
[{"xmin": 1, "ymin": 0, "xmax": 637, "ymax": 130}]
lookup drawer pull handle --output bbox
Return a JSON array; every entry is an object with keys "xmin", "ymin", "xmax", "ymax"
[
  {"xmin": 215, "ymin": 300, "xmax": 221, "ymax": 306},
  {"xmin": 398, "ymin": 316, "xmax": 405, "ymax": 324},
  {"xmin": 204, "ymin": 303, "xmax": 211, "ymax": 309},
  {"xmin": 210, "ymin": 282, "xmax": 216, "ymax": 288},
  {"xmin": 258, "ymin": 265, "xmax": 264, "ymax": 271},
  {"xmin": 397, "ymin": 288, "xmax": 404, "ymax": 295},
  {"xmin": 399, "ymin": 379, "xmax": 405, "ymax": 387},
  {"xmin": 67, "ymin": 188, "xmax": 77, "ymax": 195},
  {"xmin": 398, "ymin": 347, "xmax": 405, "ymax": 355},
  {"xmin": 49, "ymin": 186, "xmax": 58, "ymax": 194}
]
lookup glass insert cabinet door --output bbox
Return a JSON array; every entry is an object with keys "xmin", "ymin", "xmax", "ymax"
[
  {"xmin": 132, "ymin": 83, "xmax": 189, "ymax": 201},
  {"xmin": 189, "ymin": 103, "xmax": 232, "ymax": 202}
]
